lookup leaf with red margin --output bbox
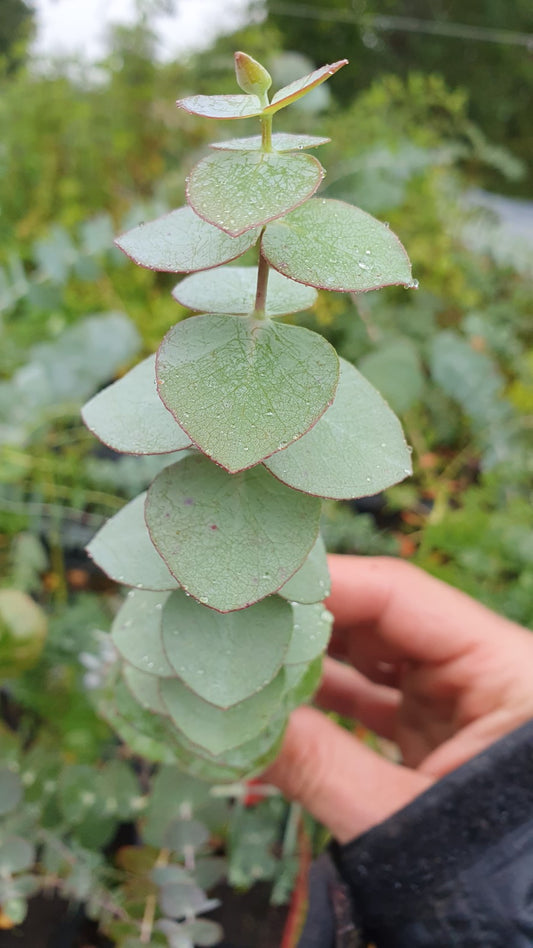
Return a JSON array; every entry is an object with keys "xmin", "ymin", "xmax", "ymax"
[
  {"xmin": 187, "ymin": 151, "xmax": 324, "ymax": 237},
  {"xmin": 262, "ymin": 198, "xmax": 414, "ymax": 292},
  {"xmin": 145, "ymin": 454, "xmax": 322, "ymax": 613},
  {"xmin": 176, "ymin": 93, "xmax": 263, "ymax": 120},
  {"xmin": 264, "ymin": 60, "xmax": 348, "ymax": 114},
  {"xmin": 209, "ymin": 133, "xmax": 330, "ymax": 152},
  {"xmin": 156, "ymin": 314, "xmax": 339, "ymax": 473},
  {"xmin": 115, "ymin": 206, "xmax": 260, "ymax": 273}
]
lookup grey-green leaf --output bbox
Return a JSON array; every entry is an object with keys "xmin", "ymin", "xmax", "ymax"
[
  {"xmin": 172, "ymin": 266, "xmax": 317, "ymax": 317},
  {"xmin": 0, "ymin": 837, "xmax": 34, "ymax": 875},
  {"xmin": 99, "ymin": 684, "xmax": 178, "ymax": 764},
  {"xmin": 265, "ymin": 358, "xmax": 412, "ymax": 499},
  {"xmin": 145, "ymin": 455, "xmax": 322, "ymax": 612},
  {"xmin": 87, "ymin": 492, "xmax": 179, "ymax": 591},
  {"xmin": 111, "ymin": 589, "xmax": 174, "ymax": 677},
  {"xmin": 187, "ymin": 152, "xmax": 324, "ymax": 237},
  {"xmin": 285, "ymin": 603, "xmax": 333, "ymax": 665},
  {"xmin": 359, "ymin": 339, "xmax": 425, "ymax": 414},
  {"xmin": 160, "ymin": 672, "xmax": 284, "ymax": 756},
  {"xmin": 283, "ymin": 656, "xmax": 323, "ymax": 711},
  {"xmin": 82, "ymin": 356, "xmax": 192, "ymax": 455},
  {"xmin": 262, "ymin": 198, "xmax": 413, "ymax": 291},
  {"xmin": 156, "ymin": 314, "xmax": 339, "ymax": 473},
  {"xmin": 210, "ymin": 133, "xmax": 330, "ymax": 152},
  {"xmin": 171, "ymin": 714, "xmax": 286, "ymax": 782},
  {"xmin": 177, "ymin": 93, "xmax": 263, "ymax": 120},
  {"xmin": 122, "ymin": 663, "xmax": 168, "ymax": 714},
  {"xmin": 115, "ymin": 206, "xmax": 260, "ymax": 273},
  {"xmin": 162, "ymin": 591, "xmax": 292, "ymax": 708},
  {"xmin": 278, "ymin": 535, "xmax": 330, "ymax": 603},
  {"xmin": 164, "ymin": 818, "xmax": 210, "ymax": 854},
  {"xmin": 0, "ymin": 768, "xmax": 22, "ymax": 816}
]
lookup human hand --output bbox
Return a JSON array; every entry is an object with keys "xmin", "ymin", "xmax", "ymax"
[{"xmin": 264, "ymin": 555, "xmax": 533, "ymax": 843}]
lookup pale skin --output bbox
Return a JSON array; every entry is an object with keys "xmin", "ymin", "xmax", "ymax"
[{"xmin": 264, "ymin": 555, "xmax": 533, "ymax": 844}]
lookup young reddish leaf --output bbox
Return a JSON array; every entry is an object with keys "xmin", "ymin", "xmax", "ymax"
[
  {"xmin": 81, "ymin": 356, "xmax": 192, "ymax": 456},
  {"xmin": 187, "ymin": 152, "xmax": 324, "ymax": 237},
  {"xmin": 176, "ymin": 93, "xmax": 263, "ymax": 120},
  {"xmin": 115, "ymin": 206, "xmax": 260, "ymax": 273},
  {"xmin": 262, "ymin": 198, "xmax": 414, "ymax": 291},
  {"xmin": 234, "ymin": 51, "xmax": 272, "ymax": 96},
  {"xmin": 156, "ymin": 314, "xmax": 339, "ymax": 473},
  {"xmin": 209, "ymin": 133, "xmax": 330, "ymax": 152},
  {"xmin": 173, "ymin": 266, "xmax": 317, "ymax": 317},
  {"xmin": 264, "ymin": 60, "xmax": 348, "ymax": 114},
  {"xmin": 144, "ymin": 454, "xmax": 322, "ymax": 613},
  {"xmin": 264, "ymin": 358, "xmax": 412, "ymax": 499}
]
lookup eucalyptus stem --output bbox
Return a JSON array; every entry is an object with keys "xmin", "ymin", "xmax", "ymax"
[
  {"xmin": 260, "ymin": 113, "xmax": 273, "ymax": 151},
  {"xmin": 253, "ymin": 247, "xmax": 270, "ymax": 318},
  {"xmin": 140, "ymin": 848, "xmax": 169, "ymax": 943}
]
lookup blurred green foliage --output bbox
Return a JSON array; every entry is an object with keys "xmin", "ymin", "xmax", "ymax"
[{"xmin": 264, "ymin": 0, "xmax": 533, "ymax": 193}]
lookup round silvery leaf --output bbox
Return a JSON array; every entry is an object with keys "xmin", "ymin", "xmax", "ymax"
[
  {"xmin": 164, "ymin": 818, "xmax": 210, "ymax": 854},
  {"xmin": 283, "ymin": 656, "xmax": 323, "ymax": 711},
  {"xmin": 160, "ymin": 671, "xmax": 285, "ymax": 756},
  {"xmin": 187, "ymin": 151, "xmax": 324, "ymax": 237},
  {"xmin": 115, "ymin": 206, "xmax": 260, "ymax": 273},
  {"xmin": 122, "ymin": 663, "xmax": 168, "ymax": 715},
  {"xmin": 172, "ymin": 266, "xmax": 317, "ymax": 317},
  {"xmin": 111, "ymin": 589, "xmax": 174, "ymax": 677},
  {"xmin": 171, "ymin": 711, "xmax": 287, "ymax": 778},
  {"xmin": 262, "ymin": 198, "xmax": 414, "ymax": 292},
  {"xmin": 0, "ymin": 768, "xmax": 22, "ymax": 816},
  {"xmin": 279, "ymin": 535, "xmax": 330, "ymax": 603},
  {"xmin": 156, "ymin": 314, "xmax": 339, "ymax": 473},
  {"xmin": 162, "ymin": 590, "xmax": 292, "ymax": 708},
  {"xmin": 210, "ymin": 133, "xmax": 330, "ymax": 152},
  {"xmin": 87, "ymin": 493, "xmax": 179, "ymax": 591},
  {"xmin": 81, "ymin": 356, "xmax": 192, "ymax": 456},
  {"xmin": 285, "ymin": 603, "xmax": 333, "ymax": 665},
  {"xmin": 100, "ymin": 685, "xmax": 178, "ymax": 765},
  {"xmin": 0, "ymin": 837, "xmax": 34, "ymax": 875},
  {"xmin": 177, "ymin": 93, "xmax": 263, "ymax": 120},
  {"xmin": 265, "ymin": 358, "xmax": 412, "ymax": 499},
  {"xmin": 145, "ymin": 455, "xmax": 321, "ymax": 613}
]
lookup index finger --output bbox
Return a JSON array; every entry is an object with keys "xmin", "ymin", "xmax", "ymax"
[{"xmin": 326, "ymin": 554, "xmax": 521, "ymax": 667}]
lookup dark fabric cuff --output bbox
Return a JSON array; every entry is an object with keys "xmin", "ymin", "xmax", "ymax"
[{"xmin": 332, "ymin": 717, "xmax": 533, "ymax": 926}]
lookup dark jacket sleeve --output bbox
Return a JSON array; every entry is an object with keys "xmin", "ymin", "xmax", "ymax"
[{"xmin": 297, "ymin": 719, "xmax": 533, "ymax": 948}]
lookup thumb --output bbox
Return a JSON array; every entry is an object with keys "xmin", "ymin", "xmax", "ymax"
[{"xmin": 263, "ymin": 707, "xmax": 432, "ymax": 843}]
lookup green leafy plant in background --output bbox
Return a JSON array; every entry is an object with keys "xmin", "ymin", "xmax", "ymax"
[{"xmin": 82, "ymin": 52, "xmax": 416, "ymax": 782}]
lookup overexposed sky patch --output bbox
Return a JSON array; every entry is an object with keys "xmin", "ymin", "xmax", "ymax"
[{"xmin": 31, "ymin": 0, "xmax": 252, "ymax": 62}]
